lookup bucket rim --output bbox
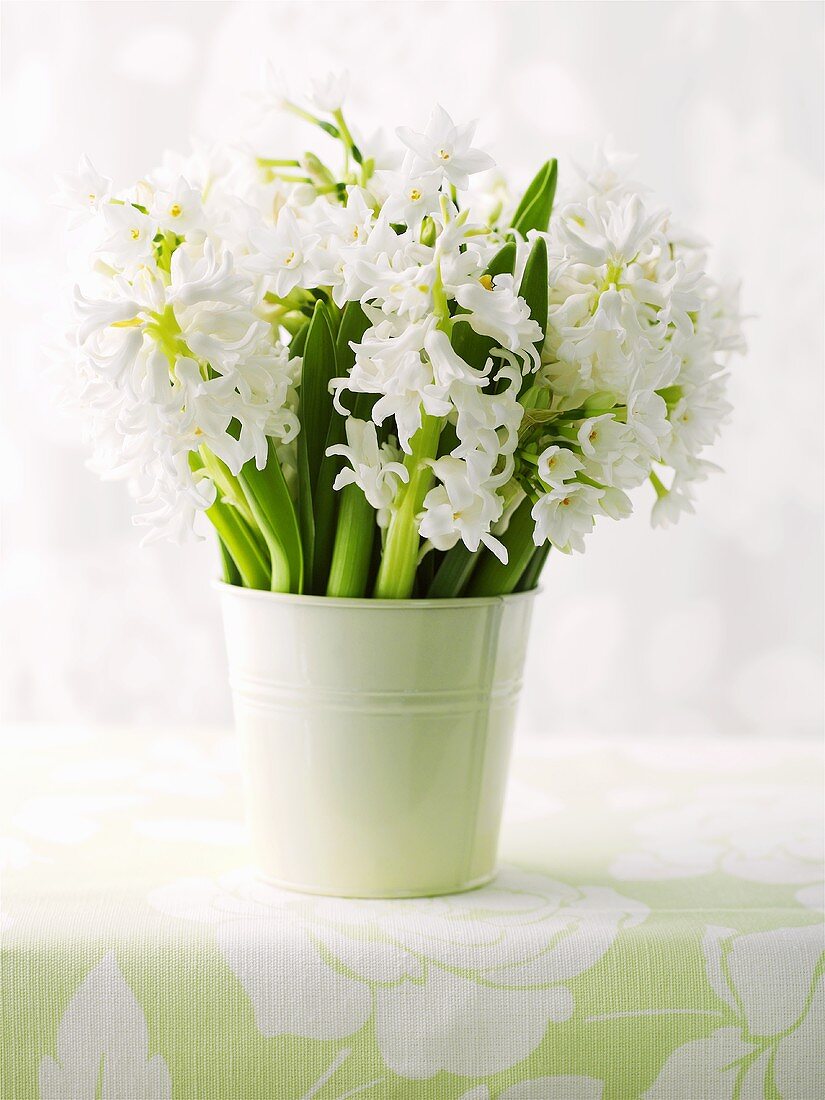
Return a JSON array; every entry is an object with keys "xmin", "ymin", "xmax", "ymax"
[{"xmin": 214, "ymin": 580, "xmax": 540, "ymax": 611}]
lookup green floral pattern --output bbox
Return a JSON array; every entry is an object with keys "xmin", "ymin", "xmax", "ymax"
[{"xmin": 1, "ymin": 728, "xmax": 822, "ymax": 1099}]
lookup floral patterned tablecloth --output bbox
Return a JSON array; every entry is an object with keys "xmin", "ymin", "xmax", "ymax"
[{"xmin": 1, "ymin": 726, "xmax": 823, "ymax": 1100}]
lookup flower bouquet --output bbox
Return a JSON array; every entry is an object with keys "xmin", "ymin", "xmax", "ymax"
[{"xmin": 60, "ymin": 77, "xmax": 744, "ymax": 896}]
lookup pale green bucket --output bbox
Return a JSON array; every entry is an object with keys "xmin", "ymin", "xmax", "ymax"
[{"xmin": 219, "ymin": 584, "xmax": 536, "ymax": 898}]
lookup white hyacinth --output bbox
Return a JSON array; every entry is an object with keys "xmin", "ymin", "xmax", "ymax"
[{"xmin": 59, "ymin": 78, "xmax": 745, "ymax": 598}]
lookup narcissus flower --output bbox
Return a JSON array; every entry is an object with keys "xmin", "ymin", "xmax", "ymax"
[
  {"xmin": 397, "ymin": 105, "xmax": 495, "ymax": 190},
  {"xmin": 53, "ymin": 154, "xmax": 112, "ymax": 226}
]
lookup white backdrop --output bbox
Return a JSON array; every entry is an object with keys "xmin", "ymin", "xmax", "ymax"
[{"xmin": 2, "ymin": 1, "xmax": 823, "ymax": 738}]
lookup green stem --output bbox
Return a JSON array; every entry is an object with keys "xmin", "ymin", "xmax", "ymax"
[
  {"xmin": 282, "ymin": 100, "xmax": 340, "ymax": 139},
  {"xmin": 650, "ymin": 469, "xmax": 668, "ymax": 497},
  {"xmin": 466, "ymin": 498, "xmax": 537, "ymax": 597},
  {"xmin": 190, "ymin": 450, "xmax": 268, "ymax": 588},
  {"xmin": 263, "ymin": 172, "xmax": 313, "ymax": 185},
  {"xmin": 198, "ymin": 447, "xmax": 257, "ymax": 530},
  {"xmin": 333, "ymin": 108, "xmax": 361, "ymax": 172},
  {"xmin": 204, "ymin": 496, "xmax": 270, "ymax": 590},
  {"xmin": 427, "ymin": 543, "xmax": 480, "ymax": 598},
  {"xmin": 374, "ymin": 414, "xmax": 442, "ymax": 599},
  {"xmin": 237, "ymin": 440, "xmax": 303, "ymax": 594},
  {"xmin": 217, "ymin": 536, "xmax": 241, "ymax": 586},
  {"xmin": 326, "ymin": 483, "xmax": 376, "ymax": 598},
  {"xmin": 518, "ymin": 544, "xmax": 550, "ymax": 592}
]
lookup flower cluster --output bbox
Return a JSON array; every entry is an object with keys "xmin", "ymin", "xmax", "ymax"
[
  {"xmin": 523, "ymin": 160, "xmax": 746, "ymax": 550},
  {"xmin": 58, "ymin": 78, "xmax": 745, "ymax": 598},
  {"xmin": 59, "ymin": 155, "xmax": 301, "ymax": 542}
]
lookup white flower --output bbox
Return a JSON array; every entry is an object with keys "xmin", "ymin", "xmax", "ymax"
[
  {"xmin": 314, "ymin": 186, "xmax": 374, "ymax": 248},
  {"xmin": 341, "ymin": 319, "xmax": 449, "ymax": 453},
  {"xmin": 453, "ymin": 274, "xmax": 542, "ymax": 368},
  {"xmin": 97, "ymin": 203, "xmax": 158, "ymax": 271},
  {"xmin": 531, "ymin": 483, "xmax": 603, "ymax": 553},
  {"xmin": 570, "ymin": 144, "xmax": 649, "ymax": 205},
  {"xmin": 73, "ymin": 285, "xmax": 144, "ymax": 345},
  {"xmin": 420, "ymin": 454, "xmax": 506, "ymax": 560},
  {"xmin": 149, "ymin": 177, "xmax": 206, "ymax": 236},
  {"xmin": 69, "ymin": 206, "xmax": 299, "ymax": 543},
  {"xmin": 625, "ymin": 387, "xmax": 671, "ymax": 458},
  {"xmin": 310, "ymin": 187, "xmax": 375, "ymax": 303},
  {"xmin": 354, "ymin": 221, "xmax": 436, "ymax": 322},
  {"xmin": 246, "ymin": 206, "xmax": 318, "ymax": 297},
  {"xmin": 651, "ymin": 479, "xmax": 696, "ymax": 529},
  {"xmin": 308, "ymin": 71, "xmax": 348, "ymax": 113},
  {"xmin": 397, "ymin": 105, "xmax": 495, "ymax": 190},
  {"xmin": 449, "ymin": 376, "xmax": 522, "ymax": 479},
  {"xmin": 577, "ymin": 413, "xmax": 647, "ymax": 488},
  {"xmin": 664, "ymin": 378, "xmax": 731, "ymax": 471},
  {"xmin": 558, "ymin": 194, "xmax": 664, "ymax": 271},
  {"xmin": 59, "ymin": 113, "xmax": 744, "ymax": 553},
  {"xmin": 424, "ymin": 327, "xmax": 489, "ymax": 388},
  {"xmin": 167, "ymin": 239, "xmax": 250, "ymax": 309},
  {"xmin": 53, "ymin": 154, "xmax": 112, "ymax": 227},
  {"xmin": 599, "ymin": 485, "xmax": 633, "ymax": 520},
  {"xmin": 327, "ymin": 418, "xmax": 409, "ymax": 524},
  {"xmin": 379, "ymin": 170, "xmax": 443, "ymax": 227},
  {"xmin": 537, "ymin": 445, "xmax": 583, "ymax": 490}
]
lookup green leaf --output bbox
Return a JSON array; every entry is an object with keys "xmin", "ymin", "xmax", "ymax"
[
  {"xmin": 335, "ymin": 300, "xmax": 371, "ymax": 373},
  {"xmin": 510, "ymin": 159, "xmax": 558, "ymax": 236},
  {"xmin": 299, "ymin": 302, "xmax": 338, "ymax": 488},
  {"xmin": 289, "ymin": 323, "xmax": 309, "ymax": 359},
  {"xmin": 427, "ymin": 543, "xmax": 481, "ymax": 598},
  {"xmin": 296, "ymin": 301, "xmax": 338, "ymax": 590},
  {"xmin": 190, "ymin": 449, "xmax": 269, "ymax": 589},
  {"xmin": 306, "ymin": 302, "xmax": 386, "ymax": 595},
  {"xmin": 465, "ymin": 498, "xmax": 537, "ymax": 597},
  {"xmin": 326, "ymin": 482, "xmax": 376, "ymax": 598},
  {"xmin": 204, "ymin": 494, "xmax": 271, "ymax": 591},
  {"xmin": 312, "ymin": 442, "xmax": 343, "ymax": 592},
  {"xmin": 518, "ymin": 544, "xmax": 550, "ymax": 592},
  {"xmin": 238, "ymin": 440, "xmax": 303, "ymax": 593},
  {"xmin": 320, "ymin": 302, "xmax": 379, "ymax": 594},
  {"xmin": 485, "ymin": 241, "xmax": 518, "ymax": 279},
  {"xmin": 217, "ymin": 536, "xmax": 242, "ymax": 586},
  {"xmin": 307, "ymin": 303, "xmax": 371, "ymax": 592},
  {"xmin": 518, "ymin": 236, "xmax": 549, "ymax": 358}
]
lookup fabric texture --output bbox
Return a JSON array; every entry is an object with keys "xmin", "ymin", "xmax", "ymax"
[{"xmin": 1, "ymin": 727, "xmax": 823, "ymax": 1099}]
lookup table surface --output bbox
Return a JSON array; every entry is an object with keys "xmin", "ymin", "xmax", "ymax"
[{"xmin": 2, "ymin": 726, "xmax": 823, "ymax": 1100}]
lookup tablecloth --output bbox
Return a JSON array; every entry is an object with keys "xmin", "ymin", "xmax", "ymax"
[{"xmin": 1, "ymin": 726, "xmax": 823, "ymax": 1100}]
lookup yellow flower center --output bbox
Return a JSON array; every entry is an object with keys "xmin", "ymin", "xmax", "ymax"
[
  {"xmin": 130, "ymin": 228, "xmax": 141, "ymax": 240},
  {"xmin": 169, "ymin": 203, "xmax": 182, "ymax": 218},
  {"xmin": 352, "ymin": 226, "xmax": 360, "ymax": 240},
  {"xmin": 409, "ymin": 188, "xmax": 421, "ymax": 201},
  {"xmin": 561, "ymin": 497, "xmax": 571, "ymax": 507},
  {"xmin": 479, "ymin": 274, "xmax": 494, "ymax": 291},
  {"xmin": 284, "ymin": 250, "xmax": 296, "ymax": 266},
  {"xmin": 438, "ymin": 149, "xmax": 451, "ymax": 161}
]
